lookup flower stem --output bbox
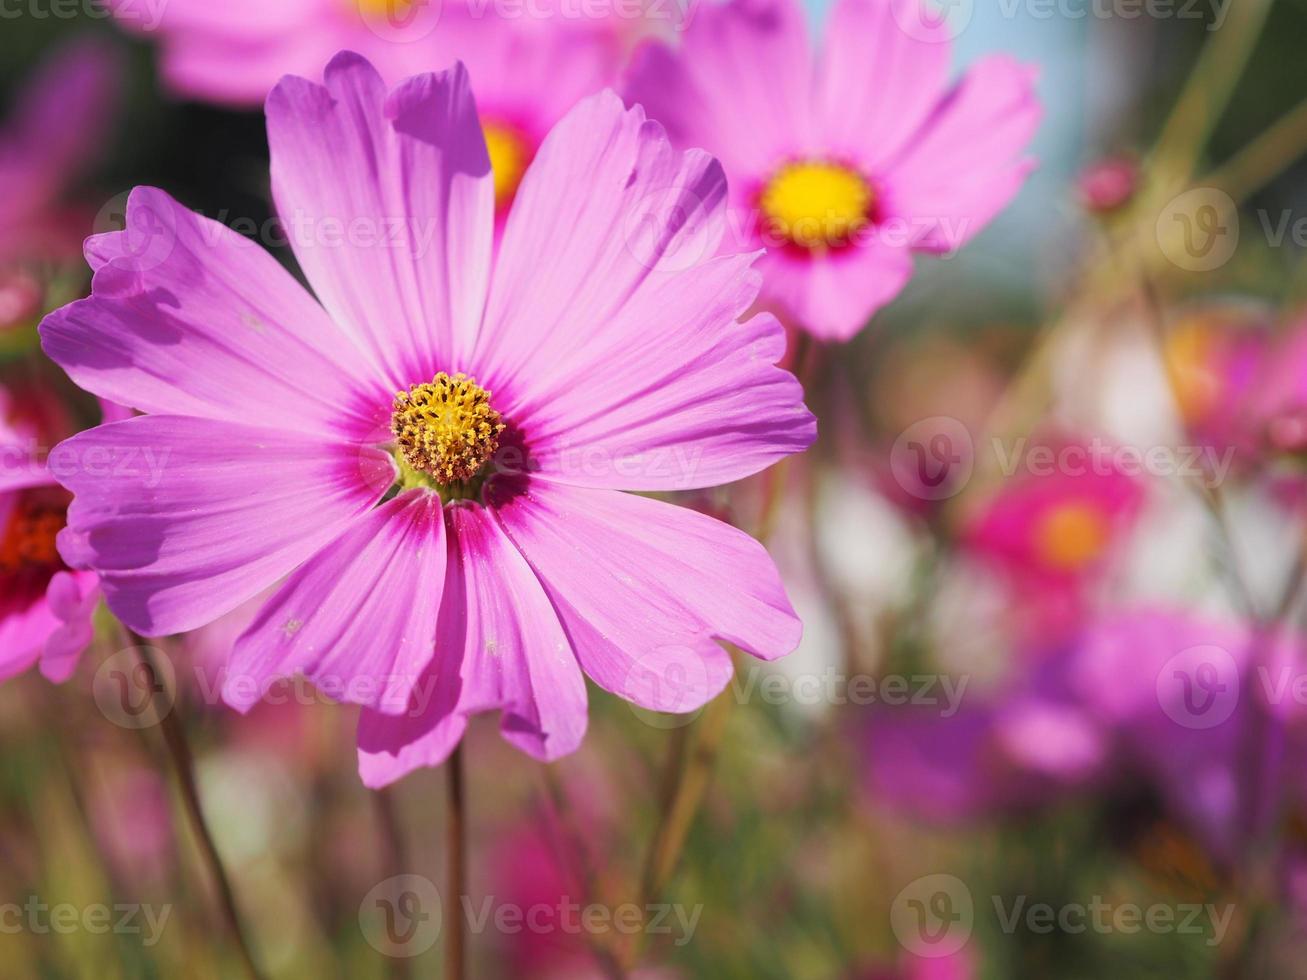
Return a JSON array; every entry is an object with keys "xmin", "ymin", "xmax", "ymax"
[
  {"xmin": 628, "ymin": 686, "xmax": 734, "ymax": 969},
  {"xmin": 445, "ymin": 745, "xmax": 466, "ymax": 980},
  {"xmin": 128, "ymin": 636, "xmax": 264, "ymax": 980},
  {"xmin": 539, "ymin": 766, "xmax": 628, "ymax": 980}
]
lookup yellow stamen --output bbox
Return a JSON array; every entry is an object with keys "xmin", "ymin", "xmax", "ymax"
[
  {"xmin": 353, "ymin": 0, "xmax": 415, "ymax": 15},
  {"xmin": 759, "ymin": 160, "xmax": 873, "ymax": 250},
  {"xmin": 483, "ymin": 122, "xmax": 532, "ymax": 211},
  {"xmin": 1032, "ymin": 501, "xmax": 1111, "ymax": 571},
  {"xmin": 391, "ymin": 372, "xmax": 505, "ymax": 485}
]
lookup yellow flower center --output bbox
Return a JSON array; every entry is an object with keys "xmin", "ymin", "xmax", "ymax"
[
  {"xmin": 1032, "ymin": 501, "xmax": 1111, "ymax": 572},
  {"xmin": 483, "ymin": 121, "xmax": 532, "ymax": 211},
  {"xmin": 391, "ymin": 373, "xmax": 505, "ymax": 486},
  {"xmin": 353, "ymin": 0, "xmax": 414, "ymax": 14},
  {"xmin": 759, "ymin": 160, "xmax": 873, "ymax": 250}
]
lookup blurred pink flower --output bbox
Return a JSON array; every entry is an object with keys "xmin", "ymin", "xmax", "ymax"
[
  {"xmin": 0, "ymin": 386, "xmax": 99, "ymax": 684},
  {"xmin": 960, "ymin": 440, "xmax": 1145, "ymax": 639},
  {"xmin": 864, "ymin": 659, "xmax": 1107, "ymax": 823},
  {"xmin": 109, "ymin": 0, "xmax": 619, "ymax": 220},
  {"xmin": 41, "ymin": 54, "xmax": 812, "ymax": 786},
  {"xmin": 1070, "ymin": 608, "xmax": 1307, "ymax": 867},
  {"xmin": 0, "ymin": 38, "xmax": 121, "ymax": 267},
  {"xmin": 624, "ymin": 0, "xmax": 1041, "ymax": 340}
]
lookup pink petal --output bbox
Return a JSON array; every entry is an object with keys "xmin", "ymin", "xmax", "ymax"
[
  {"xmin": 474, "ymin": 91, "xmax": 812, "ymax": 484},
  {"xmin": 881, "ymin": 55, "xmax": 1041, "ymax": 254},
  {"xmin": 40, "ymin": 571, "xmax": 100, "ymax": 684},
  {"xmin": 814, "ymin": 0, "xmax": 952, "ymax": 170},
  {"xmin": 43, "ymin": 187, "xmax": 381, "ymax": 441},
  {"xmin": 623, "ymin": 0, "xmax": 813, "ymax": 178},
  {"xmin": 266, "ymin": 54, "xmax": 493, "ymax": 388},
  {"xmin": 0, "ymin": 595, "xmax": 58, "ymax": 683},
  {"xmin": 761, "ymin": 240, "xmax": 915, "ymax": 341},
  {"xmin": 475, "ymin": 92, "xmax": 724, "ymax": 401},
  {"xmin": 521, "ymin": 252, "xmax": 814, "ymax": 489},
  {"xmin": 492, "ymin": 478, "xmax": 801, "ymax": 713},
  {"xmin": 357, "ymin": 501, "xmax": 587, "ymax": 786},
  {"xmin": 52, "ymin": 415, "xmax": 393, "ymax": 636},
  {"xmin": 225, "ymin": 491, "xmax": 446, "ymax": 714}
]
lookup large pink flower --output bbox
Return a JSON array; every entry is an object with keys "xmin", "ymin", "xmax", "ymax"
[
  {"xmin": 624, "ymin": 0, "xmax": 1041, "ymax": 340},
  {"xmin": 0, "ymin": 388, "xmax": 100, "ymax": 684},
  {"xmin": 110, "ymin": 0, "xmax": 619, "ymax": 219},
  {"xmin": 40, "ymin": 54, "xmax": 813, "ymax": 786}
]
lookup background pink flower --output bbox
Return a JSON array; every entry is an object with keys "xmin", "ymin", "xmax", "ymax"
[{"xmin": 623, "ymin": 0, "xmax": 1040, "ymax": 340}]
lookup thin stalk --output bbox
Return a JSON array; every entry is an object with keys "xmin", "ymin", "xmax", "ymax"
[
  {"xmin": 128, "ymin": 637, "xmax": 264, "ymax": 980},
  {"xmin": 444, "ymin": 746, "xmax": 466, "ymax": 980}
]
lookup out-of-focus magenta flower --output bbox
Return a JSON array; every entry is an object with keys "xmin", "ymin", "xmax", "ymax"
[
  {"xmin": 864, "ymin": 658, "xmax": 1107, "ymax": 823},
  {"xmin": 109, "ymin": 0, "xmax": 619, "ymax": 220},
  {"xmin": 41, "ymin": 55, "xmax": 813, "ymax": 786},
  {"xmin": 0, "ymin": 386, "xmax": 99, "ymax": 684},
  {"xmin": 1162, "ymin": 306, "xmax": 1307, "ymax": 495},
  {"xmin": 1070, "ymin": 609, "xmax": 1307, "ymax": 867},
  {"xmin": 959, "ymin": 441, "xmax": 1145, "ymax": 639},
  {"xmin": 624, "ymin": 0, "xmax": 1041, "ymax": 340},
  {"xmin": 1161, "ymin": 304, "xmax": 1271, "ymax": 459},
  {"xmin": 1076, "ymin": 156, "xmax": 1139, "ymax": 214},
  {"xmin": 962, "ymin": 445, "xmax": 1144, "ymax": 577},
  {"xmin": 0, "ymin": 38, "xmax": 121, "ymax": 267}
]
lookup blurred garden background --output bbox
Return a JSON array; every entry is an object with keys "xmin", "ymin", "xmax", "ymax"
[{"xmin": 4, "ymin": 0, "xmax": 1307, "ymax": 977}]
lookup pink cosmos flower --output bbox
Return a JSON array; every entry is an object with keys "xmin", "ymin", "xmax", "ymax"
[
  {"xmin": 40, "ymin": 54, "xmax": 813, "ymax": 786},
  {"xmin": 0, "ymin": 387, "xmax": 100, "ymax": 684},
  {"xmin": 0, "ymin": 38, "xmax": 121, "ymax": 268},
  {"xmin": 959, "ymin": 439, "xmax": 1145, "ymax": 644},
  {"xmin": 109, "ymin": 0, "xmax": 619, "ymax": 220},
  {"xmin": 623, "ymin": 0, "xmax": 1041, "ymax": 341}
]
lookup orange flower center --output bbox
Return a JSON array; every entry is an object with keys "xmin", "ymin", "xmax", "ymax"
[{"xmin": 1032, "ymin": 501, "xmax": 1111, "ymax": 571}]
